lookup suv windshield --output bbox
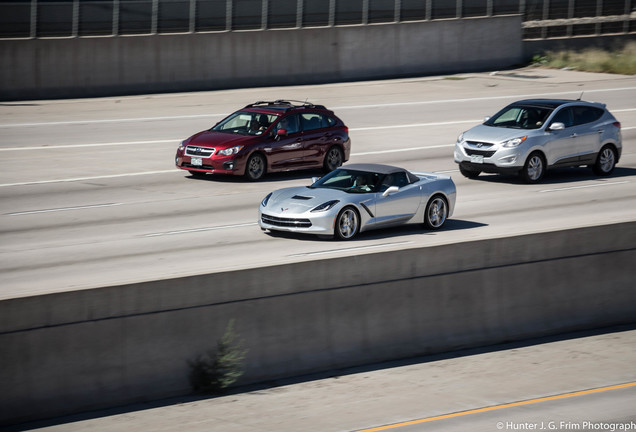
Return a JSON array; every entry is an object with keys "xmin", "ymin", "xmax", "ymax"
[
  {"xmin": 484, "ymin": 105, "xmax": 554, "ymax": 130},
  {"xmin": 311, "ymin": 169, "xmax": 384, "ymax": 194},
  {"xmin": 212, "ymin": 111, "xmax": 278, "ymax": 136}
]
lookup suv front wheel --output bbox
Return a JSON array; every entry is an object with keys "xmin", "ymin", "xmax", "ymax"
[{"xmin": 520, "ymin": 152, "xmax": 545, "ymax": 184}]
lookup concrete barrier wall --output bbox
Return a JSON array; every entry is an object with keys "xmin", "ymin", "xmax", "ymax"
[
  {"xmin": 0, "ymin": 15, "xmax": 522, "ymax": 100},
  {"xmin": 1, "ymin": 222, "xmax": 635, "ymax": 425}
]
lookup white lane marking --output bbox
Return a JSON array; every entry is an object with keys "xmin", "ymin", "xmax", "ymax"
[
  {"xmin": 0, "ymin": 169, "xmax": 179, "ymax": 187},
  {"xmin": 289, "ymin": 241, "xmax": 414, "ymax": 257},
  {"xmin": 353, "ymin": 144, "xmax": 452, "ymax": 156},
  {"xmin": 0, "ymin": 114, "xmax": 220, "ymax": 128},
  {"xmin": 7, "ymin": 203, "xmax": 123, "ymax": 216},
  {"xmin": 1, "ymin": 88, "xmax": 634, "ymax": 128},
  {"xmin": 539, "ymin": 181, "xmax": 629, "ymax": 193},
  {"xmin": 351, "ymin": 120, "xmax": 479, "ymax": 131},
  {"xmin": 145, "ymin": 222, "xmax": 258, "ymax": 237},
  {"xmin": 0, "ymin": 139, "xmax": 179, "ymax": 152}
]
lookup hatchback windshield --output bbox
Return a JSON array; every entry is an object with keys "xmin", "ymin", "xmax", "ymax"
[
  {"xmin": 212, "ymin": 111, "xmax": 278, "ymax": 136},
  {"xmin": 311, "ymin": 169, "xmax": 384, "ymax": 193},
  {"xmin": 484, "ymin": 105, "xmax": 554, "ymax": 130}
]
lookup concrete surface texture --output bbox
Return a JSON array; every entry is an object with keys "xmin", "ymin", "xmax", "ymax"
[
  {"xmin": 0, "ymin": 15, "xmax": 522, "ymax": 100},
  {"xmin": 1, "ymin": 222, "xmax": 634, "ymax": 426},
  {"xmin": 6, "ymin": 325, "xmax": 636, "ymax": 432}
]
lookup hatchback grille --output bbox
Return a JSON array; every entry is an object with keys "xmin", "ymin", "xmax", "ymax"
[
  {"xmin": 261, "ymin": 214, "xmax": 312, "ymax": 228},
  {"xmin": 465, "ymin": 148, "xmax": 496, "ymax": 158},
  {"xmin": 186, "ymin": 145, "xmax": 215, "ymax": 157}
]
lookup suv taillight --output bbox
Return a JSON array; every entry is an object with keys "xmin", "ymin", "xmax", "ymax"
[{"xmin": 613, "ymin": 121, "xmax": 621, "ymax": 129}]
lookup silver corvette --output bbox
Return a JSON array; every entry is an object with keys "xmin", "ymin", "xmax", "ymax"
[{"xmin": 258, "ymin": 163, "xmax": 456, "ymax": 240}]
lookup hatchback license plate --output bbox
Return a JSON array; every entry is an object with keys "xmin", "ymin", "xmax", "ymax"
[
  {"xmin": 470, "ymin": 155, "xmax": 484, "ymax": 164},
  {"xmin": 191, "ymin": 157, "xmax": 203, "ymax": 166}
]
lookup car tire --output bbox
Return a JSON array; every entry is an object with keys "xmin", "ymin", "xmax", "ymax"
[
  {"xmin": 334, "ymin": 207, "xmax": 360, "ymax": 240},
  {"xmin": 459, "ymin": 165, "xmax": 481, "ymax": 179},
  {"xmin": 245, "ymin": 153, "xmax": 266, "ymax": 181},
  {"xmin": 424, "ymin": 195, "xmax": 448, "ymax": 230},
  {"xmin": 519, "ymin": 152, "xmax": 545, "ymax": 184},
  {"xmin": 323, "ymin": 146, "xmax": 344, "ymax": 172},
  {"xmin": 592, "ymin": 145, "xmax": 617, "ymax": 176}
]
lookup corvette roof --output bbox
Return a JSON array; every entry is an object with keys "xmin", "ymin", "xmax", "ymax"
[{"xmin": 340, "ymin": 163, "xmax": 408, "ymax": 175}]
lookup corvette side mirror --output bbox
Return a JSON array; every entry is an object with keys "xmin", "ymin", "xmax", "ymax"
[{"xmin": 382, "ymin": 186, "xmax": 399, "ymax": 197}]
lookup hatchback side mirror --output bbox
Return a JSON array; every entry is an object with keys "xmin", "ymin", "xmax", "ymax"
[
  {"xmin": 549, "ymin": 122, "xmax": 565, "ymax": 131},
  {"xmin": 277, "ymin": 128, "xmax": 288, "ymax": 137},
  {"xmin": 382, "ymin": 186, "xmax": 399, "ymax": 197}
]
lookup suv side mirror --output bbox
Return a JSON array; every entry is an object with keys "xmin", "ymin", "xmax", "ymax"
[
  {"xmin": 382, "ymin": 186, "xmax": 399, "ymax": 197},
  {"xmin": 549, "ymin": 122, "xmax": 565, "ymax": 131}
]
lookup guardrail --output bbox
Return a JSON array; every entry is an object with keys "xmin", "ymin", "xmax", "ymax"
[{"xmin": 1, "ymin": 0, "xmax": 633, "ymax": 40}]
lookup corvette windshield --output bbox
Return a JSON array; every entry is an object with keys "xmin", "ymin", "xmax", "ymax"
[
  {"xmin": 484, "ymin": 105, "xmax": 553, "ymax": 130},
  {"xmin": 212, "ymin": 111, "xmax": 278, "ymax": 136},
  {"xmin": 311, "ymin": 169, "xmax": 384, "ymax": 194}
]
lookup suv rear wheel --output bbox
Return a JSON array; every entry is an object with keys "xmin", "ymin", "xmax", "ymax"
[{"xmin": 593, "ymin": 145, "xmax": 617, "ymax": 176}]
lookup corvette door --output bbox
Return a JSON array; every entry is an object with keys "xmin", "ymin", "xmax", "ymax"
[{"xmin": 373, "ymin": 173, "xmax": 421, "ymax": 226}]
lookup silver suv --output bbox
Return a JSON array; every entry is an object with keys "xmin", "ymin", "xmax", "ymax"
[{"xmin": 454, "ymin": 99, "xmax": 622, "ymax": 183}]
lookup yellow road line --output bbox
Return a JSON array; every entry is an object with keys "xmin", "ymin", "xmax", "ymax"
[{"xmin": 354, "ymin": 381, "xmax": 636, "ymax": 432}]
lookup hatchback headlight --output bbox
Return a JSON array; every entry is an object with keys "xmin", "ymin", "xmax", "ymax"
[
  {"xmin": 218, "ymin": 145, "xmax": 244, "ymax": 156},
  {"xmin": 311, "ymin": 200, "xmax": 339, "ymax": 212},
  {"xmin": 502, "ymin": 136, "xmax": 527, "ymax": 148}
]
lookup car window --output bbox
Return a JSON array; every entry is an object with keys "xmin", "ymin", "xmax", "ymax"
[
  {"xmin": 573, "ymin": 106, "xmax": 604, "ymax": 126},
  {"xmin": 311, "ymin": 169, "xmax": 382, "ymax": 193},
  {"xmin": 277, "ymin": 114, "xmax": 300, "ymax": 134},
  {"xmin": 212, "ymin": 111, "xmax": 277, "ymax": 136},
  {"xmin": 300, "ymin": 113, "xmax": 324, "ymax": 131},
  {"xmin": 486, "ymin": 105, "xmax": 552, "ymax": 130},
  {"xmin": 551, "ymin": 107, "xmax": 574, "ymax": 128}
]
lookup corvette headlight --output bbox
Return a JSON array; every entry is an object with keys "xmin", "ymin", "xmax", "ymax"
[
  {"xmin": 311, "ymin": 200, "xmax": 339, "ymax": 212},
  {"xmin": 218, "ymin": 145, "xmax": 244, "ymax": 156},
  {"xmin": 502, "ymin": 136, "xmax": 527, "ymax": 148},
  {"xmin": 261, "ymin": 193, "xmax": 272, "ymax": 207}
]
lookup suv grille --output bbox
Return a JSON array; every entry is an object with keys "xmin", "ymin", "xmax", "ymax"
[
  {"xmin": 186, "ymin": 146, "xmax": 215, "ymax": 157},
  {"xmin": 465, "ymin": 148, "xmax": 496, "ymax": 158},
  {"xmin": 261, "ymin": 214, "xmax": 312, "ymax": 228}
]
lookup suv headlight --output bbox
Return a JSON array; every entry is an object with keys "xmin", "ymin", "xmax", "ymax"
[
  {"xmin": 218, "ymin": 145, "xmax": 244, "ymax": 156},
  {"xmin": 457, "ymin": 132, "xmax": 465, "ymax": 143},
  {"xmin": 502, "ymin": 136, "xmax": 527, "ymax": 148},
  {"xmin": 311, "ymin": 200, "xmax": 340, "ymax": 212}
]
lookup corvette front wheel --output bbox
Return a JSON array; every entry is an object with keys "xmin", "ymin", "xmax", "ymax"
[{"xmin": 334, "ymin": 207, "xmax": 360, "ymax": 240}]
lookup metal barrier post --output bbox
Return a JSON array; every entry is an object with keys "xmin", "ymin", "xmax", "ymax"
[
  {"xmin": 151, "ymin": 0, "xmax": 159, "ymax": 34},
  {"xmin": 261, "ymin": 0, "xmax": 268, "ymax": 29},
  {"xmin": 30, "ymin": 0, "xmax": 37, "ymax": 39},
  {"xmin": 189, "ymin": 0, "xmax": 196, "ymax": 33},
  {"xmin": 394, "ymin": 0, "xmax": 401, "ymax": 22},
  {"xmin": 113, "ymin": 0, "xmax": 120, "ymax": 36},
  {"xmin": 226, "ymin": 0, "xmax": 232, "ymax": 31},
  {"xmin": 329, "ymin": 0, "xmax": 335, "ymax": 26}
]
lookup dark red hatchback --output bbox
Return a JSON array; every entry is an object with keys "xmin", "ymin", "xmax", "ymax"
[{"xmin": 175, "ymin": 100, "xmax": 351, "ymax": 180}]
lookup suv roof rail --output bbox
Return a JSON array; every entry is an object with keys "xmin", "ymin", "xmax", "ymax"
[{"xmin": 244, "ymin": 100, "xmax": 327, "ymax": 111}]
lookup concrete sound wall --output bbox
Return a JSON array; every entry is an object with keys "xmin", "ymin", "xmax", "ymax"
[
  {"xmin": 0, "ymin": 15, "xmax": 522, "ymax": 100},
  {"xmin": 1, "ymin": 221, "xmax": 635, "ymax": 425}
]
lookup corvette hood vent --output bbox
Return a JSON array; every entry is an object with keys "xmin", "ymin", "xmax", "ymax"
[{"xmin": 291, "ymin": 195, "xmax": 313, "ymax": 200}]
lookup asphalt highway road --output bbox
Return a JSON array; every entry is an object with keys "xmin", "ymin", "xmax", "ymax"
[{"xmin": 1, "ymin": 68, "xmax": 635, "ymax": 300}]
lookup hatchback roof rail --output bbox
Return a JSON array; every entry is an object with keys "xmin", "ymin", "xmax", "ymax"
[{"xmin": 244, "ymin": 100, "xmax": 327, "ymax": 110}]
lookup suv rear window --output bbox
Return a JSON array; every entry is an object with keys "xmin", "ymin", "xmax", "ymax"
[{"xmin": 573, "ymin": 106, "xmax": 604, "ymax": 125}]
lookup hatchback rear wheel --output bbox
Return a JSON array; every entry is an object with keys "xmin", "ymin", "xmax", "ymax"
[{"xmin": 323, "ymin": 146, "xmax": 343, "ymax": 172}]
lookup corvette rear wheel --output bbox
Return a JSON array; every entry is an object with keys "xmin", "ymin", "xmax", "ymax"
[
  {"xmin": 334, "ymin": 207, "xmax": 360, "ymax": 240},
  {"xmin": 424, "ymin": 195, "xmax": 448, "ymax": 230}
]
